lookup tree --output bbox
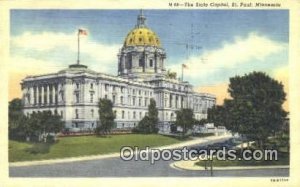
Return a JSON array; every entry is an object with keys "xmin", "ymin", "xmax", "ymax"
[
  {"xmin": 9, "ymin": 98, "xmax": 27, "ymax": 140},
  {"xmin": 148, "ymin": 98, "xmax": 158, "ymax": 130},
  {"xmin": 96, "ymin": 98, "xmax": 116, "ymax": 135},
  {"xmin": 9, "ymin": 98, "xmax": 64, "ymax": 142},
  {"xmin": 207, "ymin": 105, "xmax": 225, "ymax": 127},
  {"xmin": 175, "ymin": 108, "xmax": 194, "ymax": 136},
  {"xmin": 38, "ymin": 111, "xmax": 64, "ymax": 142},
  {"xmin": 165, "ymin": 69, "xmax": 177, "ymax": 79},
  {"xmin": 24, "ymin": 111, "xmax": 63, "ymax": 142},
  {"xmin": 133, "ymin": 98, "xmax": 159, "ymax": 134},
  {"xmin": 226, "ymin": 72, "xmax": 287, "ymax": 148}
]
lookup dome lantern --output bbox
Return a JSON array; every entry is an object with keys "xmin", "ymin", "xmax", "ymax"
[{"xmin": 136, "ymin": 9, "xmax": 146, "ymax": 28}]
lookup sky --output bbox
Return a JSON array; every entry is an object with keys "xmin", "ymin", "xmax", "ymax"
[{"xmin": 9, "ymin": 9, "xmax": 289, "ymax": 110}]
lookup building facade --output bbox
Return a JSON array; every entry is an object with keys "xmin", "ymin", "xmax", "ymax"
[{"xmin": 21, "ymin": 11, "xmax": 216, "ymax": 131}]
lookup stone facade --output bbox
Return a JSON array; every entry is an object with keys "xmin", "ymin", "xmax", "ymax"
[{"xmin": 21, "ymin": 11, "xmax": 216, "ymax": 131}]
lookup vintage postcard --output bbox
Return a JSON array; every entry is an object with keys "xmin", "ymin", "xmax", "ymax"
[{"xmin": 0, "ymin": 0, "xmax": 299, "ymax": 186}]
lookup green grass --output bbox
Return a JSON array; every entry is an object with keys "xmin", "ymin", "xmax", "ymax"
[{"xmin": 9, "ymin": 134, "xmax": 182, "ymax": 162}]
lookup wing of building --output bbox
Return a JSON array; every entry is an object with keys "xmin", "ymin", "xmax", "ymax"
[{"xmin": 21, "ymin": 10, "xmax": 216, "ymax": 131}]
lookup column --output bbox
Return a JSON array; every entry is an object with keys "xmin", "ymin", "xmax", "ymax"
[
  {"xmin": 154, "ymin": 51, "xmax": 157, "ymax": 73},
  {"xmin": 52, "ymin": 84, "xmax": 56, "ymax": 105},
  {"xmin": 144, "ymin": 53, "xmax": 148, "ymax": 70},
  {"xmin": 46, "ymin": 85, "xmax": 50, "ymax": 105},
  {"xmin": 41, "ymin": 85, "xmax": 44, "ymax": 105},
  {"xmin": 58, "ymin": 83, "xmax": 62, "ymax": 103},
  {"xmin": 30, "ymin": 86, "xmax": 34, "ymax": 105},
  {"xmin": 36, "ymin": 86, "xmax": 40, "ymax": 105},
  {"xmin": 122, "ymin": 55, "xmax": 126, "ymax": 74}
]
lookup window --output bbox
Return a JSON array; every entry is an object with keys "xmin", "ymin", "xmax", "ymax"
[
  {"xmin": 91, "ymin": 109, "xmax": 94, "ymax": 118},
  {"xmin": 75, "ymin": 109, "xmax": 79, "ymax": 119},
  {"xmin": 113, "ymin": 95, "xmax": 116, "ymax": 104},
  {"xmin": 149, "ymin": 59, "xmax": 153, "ymax": 67},
  {"xmin": 105, "ymin": 84, "xmax": 109, "ymax": 91},
  {"xmin": 122, "ymin": 111, "xmax": 125, "ymax": 119},
  {"xmin": 133, "ymin": 111, "xmax": 136, "ymax": 119},
  {"xmin": 133, "ymin": 97, "xmax": 136, "ymax": 106},
  {"xmin": 90, "ymin": 83, "xmax": 93, "ymax": 89},
  {"xmin": 120, "ymin": 96, "xmax": 124, "ymax": 105},
  {"xmin": 105, "ymin": 94, "xmax": 108, "ymax": 99},
  {"xmin": 144, "ymin": 98, "xmax": 148, "ymax": 106},
  {"xmin": 139, "ymin": 98, "xmax": 141, "ymax": 106},
  {"xmin": 139, "ymin": 90, "xmax": 141, "ymax": 95},
  {"xmin": 76, "ymin": 93, "xmax": 80, "ymax": 103},
  {"xmin": 76, "ymin": 83, "xmax": 79, "ymax": 89},
  {"xmin": 139, "ymin": 58, "xmax": 143, "ymax": 67},
  {"xmin": 113, "ymin": 86, "xmax": 116, "ymax": 91},
  {"xmin": 128, "ymin": 111, "xmax": 130, "ymax": 119},
  {"xmin": 90, "ymin": 93, "xmax": 94, "ymax": 103},
  {"xmin": 139, "ymin": 112, "xmax": 142, "ymax": 119}
]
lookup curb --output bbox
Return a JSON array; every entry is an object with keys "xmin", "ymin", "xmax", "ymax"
[{"xmin": 171, "ymin": 160, "xmax": 290, "ymax": 171}]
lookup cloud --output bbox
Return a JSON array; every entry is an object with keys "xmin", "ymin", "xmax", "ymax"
[
  {"xmin": 271, "ymin": 65, "xmax": 289, "ymax": 111},
  {"xmin": 11, "ymin": 31, "xmax": 120, "ymax": 72},
  {"xmin": 9, "ymin": 31, "xmax": 122, "ymax": 100},
  {"xmin": 168, "ymin": 33, "xmax": 287, "ymax": 81}
]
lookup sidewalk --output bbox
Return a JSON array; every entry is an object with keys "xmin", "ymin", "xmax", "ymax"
[
  {"xmin": 171, "ymin": 160, "xmax": 289, "ymax": 171},
  {"xmin": 10, "ymin": 134, "xmax": 232, "ymax": 167}
]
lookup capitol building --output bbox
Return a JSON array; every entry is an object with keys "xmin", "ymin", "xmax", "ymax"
[{"xmin": 21, "ymin": 11, "xmax": 216, "ymax": 131}]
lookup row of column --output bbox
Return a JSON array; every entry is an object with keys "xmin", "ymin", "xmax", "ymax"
[
  {"xmin": 24, "ymin": 84, "xmax": 64, "ymax": 106},
  {"xmin": 158, "ymin": 92, "xmax": 187, "ymax": 109}
]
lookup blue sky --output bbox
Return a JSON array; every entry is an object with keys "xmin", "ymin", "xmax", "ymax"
[{"xmin": 10, "ymin": 9, "xmax": 289, "ymax": 89}]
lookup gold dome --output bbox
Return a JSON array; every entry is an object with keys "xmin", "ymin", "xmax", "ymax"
[{"xmin": 124, "ymin": 27, "xmax": 161, "ymax": 47}]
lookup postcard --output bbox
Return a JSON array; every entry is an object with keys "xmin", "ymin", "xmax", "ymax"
[{"xmin": 0, "ymin": 0, "xmax": 299, "ymax": 186}]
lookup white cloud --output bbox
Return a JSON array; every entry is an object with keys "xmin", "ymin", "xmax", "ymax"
[
  {"xmin": 168, "ymin": 33, "xmax": 287, "ymax": 80},
  {"xmin": 11, "ymin": 31, "xmax": 121, "ymax": 73},
  {"xmin": 9, "ymin": 56, "xmax": 63, "ymax": 75}
]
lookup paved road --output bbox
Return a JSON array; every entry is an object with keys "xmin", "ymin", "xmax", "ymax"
[{"xmin": 9, "ymin": 137, "xmax": 289, "ymax": 177}]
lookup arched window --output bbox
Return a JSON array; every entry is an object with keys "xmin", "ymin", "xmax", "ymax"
[{"xmin": 149, "ymin": 59, "xmax": 153, "ymax": 67}]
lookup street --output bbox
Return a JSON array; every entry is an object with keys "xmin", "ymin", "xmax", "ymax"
[
  {"xmin": 10, "ymin": 156, "xmax": 288, "ymax": 177},
  {"xmin": 9, "ymin": 137, "xmax": 289, "ymax": 177}
]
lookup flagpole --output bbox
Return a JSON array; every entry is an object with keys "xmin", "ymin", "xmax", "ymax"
[
  {"xmin": 77, "ymin": 30, "xmax": 80, "ymax": 65},
  {"xmin": 181, "ymin": 64, "xmax": 184, "ymax": 81}
]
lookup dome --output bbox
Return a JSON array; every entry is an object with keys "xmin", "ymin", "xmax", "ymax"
[
  {"xmin": 123, "ymin": 10, "xmax": 161, "ymax": 47},
  {"xmin": 124, "ymin": 27, "xmax": 161, "ymax": 47}
]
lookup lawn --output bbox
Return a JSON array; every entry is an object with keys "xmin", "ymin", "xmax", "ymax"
[{"xmin": 9, "ymin": 134, "xmax": 182, "ymax": 162}]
